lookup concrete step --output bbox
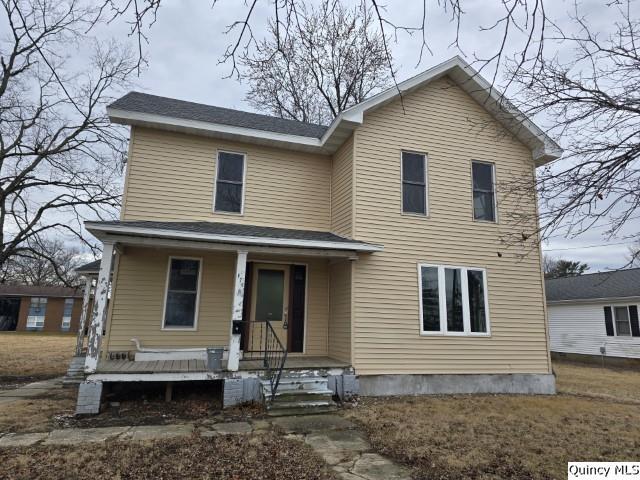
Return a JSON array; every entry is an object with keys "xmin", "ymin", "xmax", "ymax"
[
  {"xmin": 261, "ymin": 377, "xmax": 329, "ymax": 394},
  {"xmin": 267, "ymin": 403, "xmax": 338, "ymax": 417},
  {"xmin": 268, "ymin": 389, "xmax": 334, "ymax": 402}
]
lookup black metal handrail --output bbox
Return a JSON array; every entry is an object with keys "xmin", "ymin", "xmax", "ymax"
[
  {"xmin": 263, "ymin": 319, "xmax": 288, "ymax": 402},
  {"xmin": 238, "ymin": 319, "xmax": 287, "ymax": 402}
]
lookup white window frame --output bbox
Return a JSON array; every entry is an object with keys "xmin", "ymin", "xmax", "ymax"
[
  {"xmin": 610, "ymin": 304, "xmax": 634, "ymax": 337},
  {"xmin": 471, "ymin": 160, "xmax": 498, "ymax": 223},
  {"xmin": 26, "ymin": 297, "xmax": 47, "ymax": 329},
  {"xmin": 213, "ymin": 150, "xmax": 247, "ymax": 215},
  {"xmin": 61, "ymin": 298, "xmax": 74, "ymax": 331},
  {"xmin": 161, "ymin": 256, "xmax": 203, "ymax": 331},
  {"xmin": 400, "ymin": 150, "xmax": 429, "ymax": 217},
  {"xmin": 417, "ymin": 263, "xmax": 491, "ymax": 337}
]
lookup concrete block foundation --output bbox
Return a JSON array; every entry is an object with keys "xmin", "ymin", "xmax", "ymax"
[
  {"xmin": 358, "ymin": 373, "xmax": 556, "ymax": 396},
  {"xmin": 75, "ymin": 380, "xmax": 104, "ymax": 415}
]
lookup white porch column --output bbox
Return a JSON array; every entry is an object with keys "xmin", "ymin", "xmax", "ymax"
[
  {"xmin": 74, "ymin": 276, "xmax": 93, "ymax": 356},
  {"xmin": 228, "ymin": 250, "xmax": 248, "ymax": 372},
  {"xmin": 84, "ymin": 242, "xmax": 115, "ymax": 374}
]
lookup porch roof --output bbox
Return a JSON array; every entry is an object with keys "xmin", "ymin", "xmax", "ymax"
[{"xmin": 85, "ymin": 220, "xmax": 383, "ymax": 253}]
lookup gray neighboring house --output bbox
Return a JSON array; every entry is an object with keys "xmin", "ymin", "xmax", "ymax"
[{"xmin": 546, "ymin": 268, "xmax": 640, "ymax": 362}]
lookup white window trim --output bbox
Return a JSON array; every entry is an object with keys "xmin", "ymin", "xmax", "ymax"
[
  {"xmin": 161, "ymin": 256, "xmax": 203, "ymax": 331},
  {"xmin": 213, "ymin": 149, "xmax": 247, "ymax": 215},
  {"xmin": 471, "ymin": 160, "xmax": 498, "ymax": 223},
  {"xmin": 417, "ymin": 263, "xmax": 491, "ymax": 337},
  {"xmin": 610, "ymin": 304, "xmax": 635, "ymax": 337},
  {"xmin": 61, "ymin": 298, "xmax": 74, "ymax": 330},
  {"xmin": 26, "ymin": 297, "xmax": 47, "ymax": 329},
  {"xmin": 400, "ymin": 150, "xmax": 429, "ymax": 217}
]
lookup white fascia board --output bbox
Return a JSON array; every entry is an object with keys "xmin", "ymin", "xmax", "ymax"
[
  {"xmin": 547, "ymin": 296, "xmax": 640, "ymax": 306},
  {"xmin": 107, "ymin": 108, "xmax": 324, "ymax": 150},
  {"xmin": 85, "ymin": 222, "xmax": 384, "ymax": 253}
]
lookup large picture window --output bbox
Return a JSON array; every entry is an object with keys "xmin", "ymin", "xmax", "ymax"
[
  {"xmin": 401, "ymin": 152, "xmax": 427, "ymax": 215},
  {"xmin": 419, "ymin": 264, "xmax": 490, "ymax": 335},
  {"xmin": 163, "ymin": 258, "xmax": 202, "ymax": 329},
  {"xmin": 26, "ymin": 297, "xmax": 47, "ymax": 329},
  {"xmin": 214, "ymin": 151, "xmax": 245, "ymax": 214},
  {"xmin": 472, "ymin": 161, "xmax": 496, "ymax": 222}
]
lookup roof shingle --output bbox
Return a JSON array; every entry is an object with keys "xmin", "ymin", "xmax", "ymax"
[
  {"xmin": 108, "ymin": 92, "xmax": 328, "ymax": 139},
  {"xmin": 545, "ymin": 268, "xmax": 640, "ymax": 302}
]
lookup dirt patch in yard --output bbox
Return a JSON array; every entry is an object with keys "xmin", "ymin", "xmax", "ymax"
[
  {"xmin": 0, "ymin": 333, "xmax": 75, "ymax": 387},
  {"xmin": 345, "ymin": 394, "xmax": 640, "ymax": 480},
  {"xmin": 0, "ymin": 388, "xmax": 76, "ymax": 434},
  {"xmin": 0, "ymin": 433, "xmax": 335, "ymax": 480}
]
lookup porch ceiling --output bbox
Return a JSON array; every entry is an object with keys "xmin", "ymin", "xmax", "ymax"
[{"xmin": 85, "ymin": 220, "xmax": 383, "ymax": 258}]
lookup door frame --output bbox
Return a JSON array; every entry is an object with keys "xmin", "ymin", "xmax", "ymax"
[{"xmin": 246, "ymin": 259, "xmax": 308, "ymax": 355}]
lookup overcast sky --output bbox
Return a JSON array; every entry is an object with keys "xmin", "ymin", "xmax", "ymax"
[{"xmin": 101, "ymin": 0, "xmax": 635, "ymax": 271}]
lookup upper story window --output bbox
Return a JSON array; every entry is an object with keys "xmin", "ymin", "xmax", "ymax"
[
  {"xmin": 419, "ymin": 264, "xmax": 490, "ymax": 336},
  {"xmin": 472, "ymin": 161, "xmax": 496, "ymax": 222},
  {"xmin": 214, "ymin": 151, "xmax": 246, "ymax": 214},
  {"xmin": 163, "ymin": 257, "xmax": 202, "ymax": 330},
  {"xmin": 27, "ymin": 297, "xmax": 47, "ymax": 329},
  {"xmin": 604, "ymin": 305, "xmax": 639, "ymax": 337},
  {"xmin": 401, "ymin": 152, "xmax": 427, "ymax": 215}
]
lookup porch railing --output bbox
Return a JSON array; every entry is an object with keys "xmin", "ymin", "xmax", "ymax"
[{"xmin": 240, "ymin": 319, "xmax": 288, "ymax": 402}]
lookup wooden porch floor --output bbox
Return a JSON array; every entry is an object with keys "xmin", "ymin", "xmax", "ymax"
[{"xmin": 95, "ymin": 356, "xmax": 349, "ymax": 374}]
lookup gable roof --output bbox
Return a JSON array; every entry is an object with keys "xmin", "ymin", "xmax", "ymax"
[
  {"xmin": 545, "ymin": 268, "xmax": 640, "ymax": 303},
  {"xmin": 108, "ymin": 56, "xmax": 562, "ymax": 165}
]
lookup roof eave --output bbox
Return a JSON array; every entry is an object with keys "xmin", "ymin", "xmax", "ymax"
[{"xmin": 85, "ymin": 222, "xmax": 384, "ymax": 253}]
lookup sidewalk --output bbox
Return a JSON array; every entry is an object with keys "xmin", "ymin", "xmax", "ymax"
[
  {"xmin": 0, "ymin": 377, "xmax": 63, "ymax": 406},
  {"xmin": 0, "ymin": 415, "xmax": 411, "ymax": 480}
]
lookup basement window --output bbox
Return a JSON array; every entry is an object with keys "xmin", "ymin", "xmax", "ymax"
[
  {"xmin": 214, "ymin": 151, "xmax": 246, "ymax": 214},
  {"xmin": 419, "ymin": 264, "xmax": 490, "ymax": 336},
  {"xmin": 162, "ymin": 257, "xmax": 202, "ymax": 330}
]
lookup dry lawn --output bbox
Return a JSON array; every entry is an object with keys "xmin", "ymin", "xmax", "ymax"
[
  {"xmin": 0, "ymin": 333, "xmax": 75, "ymax": 380},
  {"xmin": 0, "ymin": 433, "xmax": 335, "ymax": 480},
  {"xmin": 554, "ymin": 361, "xmax": 640, "ymax": 403},
  {"xmin": 344, "ymin": 362, "xmax": 640, "ymax": 480},
  {"xmin": 0, "ymin": 388, "xmax": 76, "ymax": 434}
]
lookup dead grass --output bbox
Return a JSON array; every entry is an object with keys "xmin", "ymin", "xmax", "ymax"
[
  {"xmin": 0, "ymin": 332, "xmax": 75, "ymax": 380},
  {"xmin": 0, "ymin": 433, "xmax": 335, "ymax": 480},
  {"xmin": 554, "ymin": 360, "xmax": 640, "ymax": 403},
  {"xmin": 344, "ymin": 362, "xmax": 640, "ymax": 479},
  {"xmin": 0, "ymin": 388, "xmax": 76, "ymax": 434}
]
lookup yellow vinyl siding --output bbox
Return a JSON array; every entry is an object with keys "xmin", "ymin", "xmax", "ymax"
[
  {"xmin": 328, "ymin": 260, "xmax": 352, "ymax": 363},
  {"xmin": 331, "ymin": 135, "xmax": 354, "ymax": 237},
  {"xmin": 123, "ymin": 127, "xmax": 331, "ymax": 231},
  {"xmin": 105, "ymin": 248, "xmax": 330, "ymax": 356},
  {"xmin": 352, "ymin": 76, "xmax": 550, "ymax": 375}
]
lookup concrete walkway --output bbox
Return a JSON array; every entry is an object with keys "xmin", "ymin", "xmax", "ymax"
[
  {"xmin": 0, "ymin": 415, "xmax": 410, "ymax": 480},
  {"xmin": 0, "ymin": 377, "xmax": 63, "ymax": 406}
]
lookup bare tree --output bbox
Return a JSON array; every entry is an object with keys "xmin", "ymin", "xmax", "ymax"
[
  {"xmin": 505, "ymin": 1, "xmax": 640, "ymax": 251},
  {"xmin": 0, "ymin": 1, "xmax": 136, "ymax": 274},
  {"xmin": 0, "ymin": 238, "xmax": 82, "ymax": 286},
  {"xmin": 543, "ymin": 255, "xmax": 590, "ymax": 279},
  {"xmin": 240, "ymin": 0, "xmax": 393, "ymax": 125}
]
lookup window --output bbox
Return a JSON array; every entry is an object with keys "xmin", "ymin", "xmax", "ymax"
[
  {"xmin": 163, "ymin": 258, "xmax": 202, "ymax": 329},
  {"xmin": 419, "ymin": 264, "xmax": 490, "ymax": 335},
  {"xmin": 214, "ymin": 151, "xmax": 245, "ymax": 213},
  {"xmin": 401, "ymin": 152, "xmax": 427, "ymax": 215},
  {"xmin": 604, "ymin": 305, "xmax": 639, "ymax": 337},
  {"xmin": 472, "ymin": 161, "xmax": 496, "ymax": 222},
  {"xmin": 26, "ymin": 297, "xmax": 47, "ymax": 329},
  {"xmin": 61, "ymin": 298, "xmax": 74, "ymax": 331}
]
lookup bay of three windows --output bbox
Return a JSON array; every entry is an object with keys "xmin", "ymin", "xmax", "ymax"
[{"xmin": 402, "ymin": 151, "xmax": 496, "ymax": 221}]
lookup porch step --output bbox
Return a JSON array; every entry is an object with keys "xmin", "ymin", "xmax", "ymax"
[
  {"xmin": 261, "ymin": 376, "xmax": 337, "ymax": 416},
  {"xmin": 63, "ymin": 356, "xmax": 86, "ymax": 386}
]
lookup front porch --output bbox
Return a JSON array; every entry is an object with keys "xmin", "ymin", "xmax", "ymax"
[{"xmin": 75, "ymin": 220, "xmax": 378, "ymax": 414}]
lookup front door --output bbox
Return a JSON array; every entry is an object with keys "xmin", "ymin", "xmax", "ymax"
[{"xmin": 250, "ymin": 264, "xmax": 289, "ymax": 351}]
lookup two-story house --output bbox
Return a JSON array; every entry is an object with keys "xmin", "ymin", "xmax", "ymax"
[{"xmin": 76, "ymin": 57, "xmax": 561, "ymax": 415}]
